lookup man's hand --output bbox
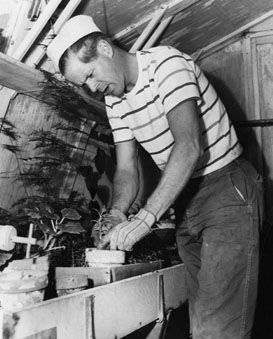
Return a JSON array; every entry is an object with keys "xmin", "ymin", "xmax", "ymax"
[
  {"xmin": 98, "ymin": 208, "xmax": 156, "ymax": 251},
  {"xmin": 91, "ymin": 208, "xmax": 127, "ymax": 247}
]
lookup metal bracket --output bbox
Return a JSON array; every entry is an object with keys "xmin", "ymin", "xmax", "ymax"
[
  {"xmin": 155, "ymin": 274, "xmax": 175, "ymax": 339},
  {"xmin": 85, "ymin": 295, "xmax": 96, "ymax": 339},
  {"xmin": 157, "ymin": 274, "xmax": 165, "ymax": 323}
]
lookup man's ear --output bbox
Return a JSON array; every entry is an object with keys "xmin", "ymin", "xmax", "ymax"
[{"xmin": 97, "ymin": 40, "xmax": 114, "ymax": 58}]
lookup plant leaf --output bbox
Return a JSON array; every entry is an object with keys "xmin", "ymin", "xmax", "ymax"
[
  {"xmin": 37, "ymin": 222, "xmax": 55, "ymax": 235},
  {"xmin": 61, "ymin": 208, "xmax": 81, "ymax": 220},
  {"xmin": 2, "ymin": 144, "xmax": 21, "ymax": 154},
  {"xmin": 39, "ymin": 203, "xmax": 57, "ymax": 219},
  {"xmin": 27, "ymin": 211, "xmax": 42, "ymax": 219},
  {"xmin": 57, "ymin": 221, "xmax": 86, "ymax": 234}
]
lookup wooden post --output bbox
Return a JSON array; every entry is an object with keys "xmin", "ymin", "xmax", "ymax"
[
  {"xmin": 129, "ymin": 5, "xmax": 168, "ymax": 53},
  {"xmin": 27, "ymin": 0, "xmax": 83, "ymax": 67},
  {"xmin": 142, "ymin": 16, "xmax": 174, "ymax": 50},
  {"xmin": 12, "ymin": 0, "xmax": 62, "ymax": 61}
]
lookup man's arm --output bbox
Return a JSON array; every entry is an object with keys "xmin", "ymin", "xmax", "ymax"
[
  {"xmin": 98, "ymin": 99, "xmax": 203, "ymax": 251},
  {"xmin": 144, "ymin": 99, "xmax": 203, "ymax": 220},
  {"xmin": 111, "ymin": 140, "xmax": 140, "ymax": 214}
]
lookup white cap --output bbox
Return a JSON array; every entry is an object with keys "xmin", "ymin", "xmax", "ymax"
[{"xmin": 46, "ymin": 15, "xmax": 101, "ymax": 72}]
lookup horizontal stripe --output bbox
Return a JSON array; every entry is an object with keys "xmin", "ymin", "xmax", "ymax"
[
  {"xmin": 121, "ymin": 95, "xmax": 160, "ymax": 119},
  {"xmin": 111, "ymin": 125, "xmax": 130, "ymax": 132},
  {"xmin": 135, "ymin": 81, "xmax": 154, "ymax": 95},
  {"xmin": 139, "ymin": 127, "xmax": 170, "ymax": 143},
  {"xmin": 162, "ymin": 82, "xmax": 198, "ymax": 105},
  {"xmin": 202, "ymin": 110, "xmax": 227, "ymax": 135},
  {"xmin": 114, "ymin": 137, "xmax": 135, "ymax": 144},
  {"xmin": 131, "ymin": 113, "xmax": 166, "ymax": 132},
  {"xmin": 196, "ymin": 140, "xmax": 239, "ymax": 171},
  {"xmin": 158, "ymin": 68, "xmax": 195, "ymax": 88},
  {"xmin": 106, "ymin": 97, "xmax": 125, "ymax": 109},
  {"xmin": 155, "ymin": 54, "xmax": 193, "ymax": 74},
  {"xmin": 200, "ymin": 81, "xmax": 209, "ymax": 97},
  {"xmin": 203, "ymin": 127, "xmax": 232, "ymax": 152},
  {"xmin": 146, "ymin": 140, "xmax": 175, "ymax": 155},
  {"xmin": 199, "ymin": 95, "xmax": 219, "ymax": 118}
]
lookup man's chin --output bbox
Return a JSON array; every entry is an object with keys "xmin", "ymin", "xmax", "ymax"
[{"xmin": 106, "ymin": 91, "xmax": 123, "ymax": 98}]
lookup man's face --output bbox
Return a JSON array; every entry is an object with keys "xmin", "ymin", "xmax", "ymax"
[{"xmin": 64, "ymin": 42, "xmax": 125, "ymax": 97}]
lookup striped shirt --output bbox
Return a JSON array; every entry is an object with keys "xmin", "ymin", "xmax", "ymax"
[{"xmin": 105, "ymin": 46, "xmax": 242, "ymax": 177}]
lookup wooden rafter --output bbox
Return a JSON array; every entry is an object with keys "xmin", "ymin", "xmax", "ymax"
[{"xmin": 0, "ymin": 51, "xmax": 107, "ymax": 124}]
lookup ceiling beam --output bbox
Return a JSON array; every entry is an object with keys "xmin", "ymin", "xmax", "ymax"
[
  {"xmin": 112, "ymin": 0, "xmax": 200, "ymax": 41},
  {"xmin": 0, "ymin": 51, "xmax": 107, "ymax": 124}
]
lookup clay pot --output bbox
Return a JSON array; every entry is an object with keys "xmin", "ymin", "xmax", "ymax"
[
  {"xmin": 0, "ymin": 270, "xmax": 48, "ymax": 310},
  {"xmin": 85, "ymin": 248, "xmax": 125, "ymax": 267},
  {"xmin": 55, "ymin": 273, "xmax": 88, "ymax": 297}
]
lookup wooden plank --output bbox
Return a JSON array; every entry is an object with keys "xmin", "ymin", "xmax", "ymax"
[
  {"xmin": 112, "ymin": 0, "xmax": 199, "ymax": 40},
  {"xmin": 2, "ymin": 264, "xmax": 187, "ymax": 339},
  {"xmin": 111, "ymin": 261, "xmax": 162, "ymax": 282},
  {"xmin": 142, "ymin": 16, "xmax": 174, "ymax": 50},
  {"xmin": 193, "ymin": 8, "xmax": 273, "ymax": 61},
  {"xmin": 0, "ymin": 52, "xmax": 107, "ymax": 124},
  {"xmin": 251, "ymin": 38, "xmax": 261, "ymax": 120},
  {"xmin": 254, "ymin": 37, "xmax": 273, "ymax": 219},
  {"xmin": 55, "ymin": 266, "xmax": 112, "ymax": 287},
  {"xmin": 27, "ymin": 0, "xmax": 83, "ymax": 67},
  {"xmin": 129, "ymin": 6, "xmax": 168, "ymax": 53},
  {"xmin": 55, "ymin": 261, "xmax": 163, "ymax": 287},
  {"xmin": 242, "ymin": 35, "xmax": 254, "ymax": 120},
  {"xmin": 0, "ymin": 1, "xmax": 32, "ymax": 117},
  {"xmin": 12, "ymin": 0, "xmax": 62, "ymax": 61}
]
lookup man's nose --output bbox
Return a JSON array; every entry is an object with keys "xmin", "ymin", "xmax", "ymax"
[{"xmin": 85, "ymin": 78, "xmax": 97, "ymax": 93}]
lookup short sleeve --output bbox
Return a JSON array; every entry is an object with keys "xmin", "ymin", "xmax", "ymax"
[
  {"xmin": 154, "ymin": 47, "xmax": 201, "ymax": 115},
  {"xmin": 105, "ymin": 96, "xmax": 134, "ymax": 144}
]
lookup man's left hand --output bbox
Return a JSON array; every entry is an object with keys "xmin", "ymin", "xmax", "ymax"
[{"xmin": 97, "ymin": 208, "xmax": 156, "ymax": 251}]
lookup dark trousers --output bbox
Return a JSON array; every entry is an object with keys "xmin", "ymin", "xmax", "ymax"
[{"xmin": 174, "ymin": 157, "xmax": 264, "ymax": 339}]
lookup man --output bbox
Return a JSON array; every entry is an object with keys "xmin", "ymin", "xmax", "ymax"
[{"xmin": 47, "ymin": 15, "xmax": 263, "ymax": 339}]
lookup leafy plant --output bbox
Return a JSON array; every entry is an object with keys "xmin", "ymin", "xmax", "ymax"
[
  {"xmin": 12, "ymin": 194, "xmax": 91, "ymax": 256},
  {"xmin": 0, "ymin": 80, "xmax": 114, "ymax": 266}
]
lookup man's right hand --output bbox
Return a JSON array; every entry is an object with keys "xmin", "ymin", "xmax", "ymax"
[{"xmin": 91, "ymin": 208, "xmax": 127, "ymax": 247}]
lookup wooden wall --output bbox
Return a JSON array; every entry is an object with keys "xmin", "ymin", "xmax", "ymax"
[
  {"xmin": 0, "ymin": 93, "xmax": 101, "ymax": 211},
  {"xmin": 197, "ymin": 16, "xmax": 273, "ymax": 221},
  {"xmin": 0, "ymin": 1, "xmax": 107, "ymax": 213}
]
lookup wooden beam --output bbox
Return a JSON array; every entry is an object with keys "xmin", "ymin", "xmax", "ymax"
[
  {"xmin": 129, "ymin": 6, "xmax": 168, "ymax": 53},
  {"xmin": 113, "ymin": 0, "xmax": 200, "ymax": 41},
  {"xmin": 0, "ymin": 52, "xmax": 107, "ymax": 124},
  {"xmin": 1, "ymin": 264, "xmax": 187, "ymax": 339},
  {"xmin": 28, "ymin": 0, "xmax": 84, "ymax": 67},
  {"xmin": 192, "ymin": 8, "xmax": 273, "ymax": 61},
  {"xmin": 142, "ymin": 16, "xmax": 174, "ymax": 50},
  {"xmin": 12, "ymin": 0, "xmax": 62, "ymax": 61}
]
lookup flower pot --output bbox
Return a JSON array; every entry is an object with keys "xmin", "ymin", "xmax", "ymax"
[
  {"xmin": 5, "ymin": 255, "xmax": 49, "ymax": 271},
  {"xmin": 55, "ymin": 273, "xmax": 88, "ymax": 297},
  {"xmin": 85, "ymin": 248, "xmax": 125, "ymax": 267},
  {"xmin": 0, "ymin": 270, "xmax": 48, "ymax": 310}
]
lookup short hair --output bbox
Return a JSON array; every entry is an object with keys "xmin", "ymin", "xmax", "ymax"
[{"xmin": 59, "ymin": 31, "xmax": 112, "ymax": 75}]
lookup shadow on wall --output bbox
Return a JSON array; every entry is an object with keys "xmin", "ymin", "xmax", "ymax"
[{"xmin": 205, "ymin": 72, "xmax": 267, "ymax": 174}]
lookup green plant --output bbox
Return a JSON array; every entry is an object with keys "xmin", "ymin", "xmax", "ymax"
[
  {"xmin": 12, "ymin": 194, "xmax": 92, "ymax": 256},
  {"xmin": 0, "ymin": 117, "xmax": 20, "ymax": 152},
  {"xmin": 0, "ymin": 78, "xmax": 114, "ymax": 266}
]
